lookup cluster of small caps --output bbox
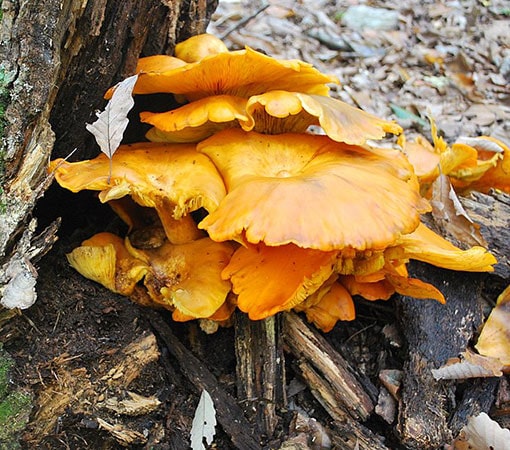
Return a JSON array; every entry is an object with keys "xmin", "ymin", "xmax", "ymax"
[{"xmin": 49, "ymin": 34, "xmax": 506, "ymax": 333}]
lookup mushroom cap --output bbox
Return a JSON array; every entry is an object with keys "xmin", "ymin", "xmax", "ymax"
[
  {"xmin": 127, "ymin": 237, "xmax": 234, "ymax": 318},
  {"xmin": 172, "ymin": 293, "xmax": 236, "ymax": 323},
  {"xmin": 198, "ymin": 130, "xmax": 429, "ymax": 251},
  {"xmin": 339, "ymin": 274, "xmax": 395, "ymax": 301},
  {"xmin": 244, "ymin": 91, "xmax": 402, "ymax": 145},
  {"xmin": 402, "ymin": 135, "xmax": 441, "ymax": 184},
  {"xmin": 222, "ymin": 243, "xmax": 339, "ymax": 320},
  {"xmin": 140, "ymin": 95, "xmax": 247, "ymax": 143},
  {"xmin": 49, "ymin": 142, "xmax": 226, "ymax": 220},
  {"xmin": 174, "ymin": 33, "xmax": 229, "ymax": 63},
  {"xmin": 392, "ymin": 222, "xmax": 497, "ymax": 272},
  {"xmin": 140, "ymin": 91, "xmax": 401, "ymax": 145},
  {"xmin": 382, "ymin": 262, "xmax": 446, "ymax": 303},
  {"xmin": 129, "ymin": 47, "xmax": 338, "ymax": 100},
  {"xmin": 66, "ymin": 232, "xmax": 148, "ymax": 295},
  {"xmin": 136, "ymin": 55, "xmax": 187, "ymax": 73}
]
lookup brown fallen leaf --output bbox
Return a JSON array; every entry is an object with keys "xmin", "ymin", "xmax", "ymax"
[
  {"xmin": 431, "ymin": 173, "xmax": 487, "ymax": 247},
  {"xmin": 431, "ymin": 349, "xmax": 504, "ymax": 380},
  {"xmin": 475, "ymin": 285, "xmax": 510, "ymax": 367}
]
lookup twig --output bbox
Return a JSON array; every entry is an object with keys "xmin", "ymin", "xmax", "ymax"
[{"xmin": 219, "ymin": 3, "xmax": 270, "ymax": 40}]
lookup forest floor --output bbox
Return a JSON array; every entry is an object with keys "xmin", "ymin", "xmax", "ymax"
[{"xmin": 1, "ymin": 0, "xmax": 509, "ymax": 449}]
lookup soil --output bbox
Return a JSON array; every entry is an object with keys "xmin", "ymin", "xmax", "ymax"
[{"xmin": 1, "ymin": 0, "xmax": 510, "ymax": 449}]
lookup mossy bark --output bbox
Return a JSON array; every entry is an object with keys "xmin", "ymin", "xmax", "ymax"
[{"xmin": 0, "ymin": 0, "xmax": 217, "ymax": 308}]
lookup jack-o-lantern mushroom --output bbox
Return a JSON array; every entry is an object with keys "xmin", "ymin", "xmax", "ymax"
[
  {"xmin": 126, "ymin": 236, "xmax": 234, "ymax": 320},
  {"xmin": 49, "ymin": 142, "xmax": 226, "ymax": 243},
  {"xmin": 66, "ymin": 232, "xmax": 149, "ymax": 297},
  {"xmin": 222, "ymin": 242, "xmax": 339, "ymax": 320},
  {"xmin": 49, "ymin": 32, "xmax": 500, "ymax": 333},
  {"xmin": 294, "ymin": 277, "xmax": 356, "ymax": 333},
  {"xmin": 401, "ymin": 121, "xmax": 509, "ymax": 195},
  {"xmin": 140, "ymin": 95, "xmax": 248, "ymax": 143},
  {"xmin": 124, "ymin": 44, "xmax": 338, "ymax": 101},
  {"xmin": 174, "ymin": 33, "xmax": 229, "ymax": 63},
  {"xmin": 198, "ymin": 129, "xmax": 429, "ymax": 251},
  {"xmin": 140, "ymin": 89, "xmax": 402, "ymax": 145}
]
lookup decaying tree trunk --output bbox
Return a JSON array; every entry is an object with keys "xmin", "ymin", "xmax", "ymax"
[{"xmin": 0, "ymin": 0, "xmax": 217, "ymax": 308}]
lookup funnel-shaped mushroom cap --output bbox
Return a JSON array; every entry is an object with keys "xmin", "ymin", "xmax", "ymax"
[
  {"xmin": 244, "ymin": 91, "xmax": 402, "ymax": 145},
  {"xmin": 175, "ymin": 33, "xmax": 229, "ymax": 63},
  {"xmin": 129, "ymin": 47, "xmax": 338, "ymax": 100},
  {"xmin": 392, "ymin": 223, "xmax": 497, "ymax": 272},
  {"xmin": 140, "ymin": 95, "xmax": 247, "ymax": 143},
  {"xmin": 382, "ymin": 262, "xmax": 446, "ymax": 303},
  {"xmin": 295, "ymin": 278, "xmax": 355, "ymax": 332},
  {"xmin": 341, "ymin": 261, "xmax": 445, "ymax": 303},
  {"xmin": 127, "ymin": 237, "xmax": 234, "ymax": 318},
  {"xmin": 172, "ymin": 293, "xmax": 236, "ymax": 323},
  {"xmin": 49, "ymin": 142, "xmax": 226, "ymax": 220},
  {"xmin": 67, "ymin": 232, "xmax": 149, "ymax": 295},
  {"xmin": 222, "ymin": 243, "xmax": 339, "ymax": 320},
  {"xmin": 198, "ymin": 130, "xmax": 429, "ymax": 251}
]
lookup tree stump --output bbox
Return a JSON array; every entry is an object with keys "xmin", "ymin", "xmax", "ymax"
[{"xmin": 0, "ymin": 0, "xmax": 218, "ymax": 308}]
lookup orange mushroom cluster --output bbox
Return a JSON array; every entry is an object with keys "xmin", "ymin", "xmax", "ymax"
[
  {"xmin": 49, "ymin": 34, "xmax": 501, "ymax": 332},
  {"xmin": 401, "ymin": 120, "xmax": 510, "ymax": 196}
]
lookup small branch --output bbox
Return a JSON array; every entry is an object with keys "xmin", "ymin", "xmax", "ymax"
[
  {"xmin": 234, "ymin": 313, "xmax": 285, "ymax": 439},
  {"xmin": 219, "ymin": 3, "xmax": 270, "ymax": 40},
  {"xmin": 283, "ymin": 312, "xmax": 376, "ymax": 422}
]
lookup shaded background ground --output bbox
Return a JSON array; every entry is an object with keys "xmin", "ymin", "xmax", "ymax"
[{"xmin": 1, "ymin": 0, "xmax": 509, "ymax": 449}]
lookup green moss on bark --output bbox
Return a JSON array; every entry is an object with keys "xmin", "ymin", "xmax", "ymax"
[{"xmin": 0, "ymin": 347, "xmax": 32, "ymax": 448}]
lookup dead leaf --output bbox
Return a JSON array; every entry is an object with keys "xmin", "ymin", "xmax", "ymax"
[
  {"xmin": 431, "ymin": 349, "xmax": 504, "ymax": 380},
  {"xmin": 453, "ymin": 412, "xmax": 510, "ymax": 450},
  {"xmin": 86, "ymin": 74, "xmax": 138, "ymax": 181},
  {"xmin": 431, "ymin": 173, "xmax": 487, "ymax": 247},
  {"xmin": 475, "ymin": 285, "xmax": 510, "ymax": 367},
  {"xmin": 455, "ymin": 136, "xmax": 506, "ymax": 154},
  {"xmin": 190, "ymin": 389, "xmax": 216, "ymax": 450}
]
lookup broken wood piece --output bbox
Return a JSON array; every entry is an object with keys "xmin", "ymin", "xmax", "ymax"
[
  {"xmin": 234, "ymin": 312, "xmax": 285, "ymax": 440},
  {"xmin": 330, "ymin": 419, "xmax": 390, "ymax": 450},
  {"xmin": 100, "ymin": 332, "xmax": 160, "ymax": 387},
  {"xmin": 25, "ymin": 331, "xmax": 160, "ymax": 445},
  {"xmin": 449, "ymin": 378, "xmax": 499, "ymax": 436},
  {"xmin": 147, "ymin": 310, "xmax": 262, "ymax": 450},
  {"xmin": 282, "ymin": 312, "xmax": 375, "ymax": 421},
  {"xmin": 97, "ymin": 417, "xmax": 147, "ymax": 446},
  {"xmin": 97, "ymin": 391, "xmax": 162, "ymax": 416}
]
